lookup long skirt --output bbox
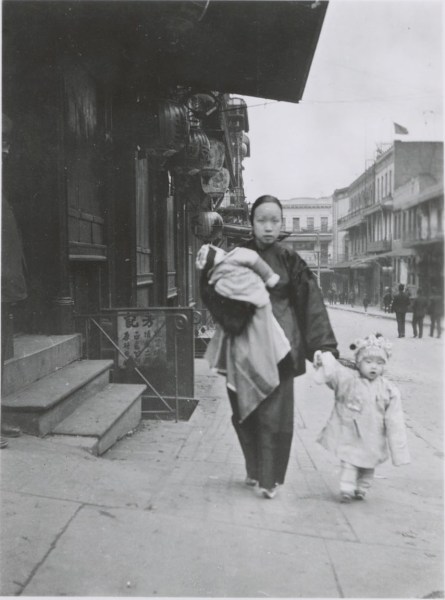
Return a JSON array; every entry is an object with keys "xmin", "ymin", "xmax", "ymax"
[{"xmin": 227, "ymin": 356, "xmax": 294, "ymax": 490}]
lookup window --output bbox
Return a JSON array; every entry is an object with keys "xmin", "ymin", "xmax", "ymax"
[
  {"xmin": 166, "ymin": 195, "xmax": 177, "ymax": 298},
  {"xmin": 135, "ymin": 155, "xmax": 152, "ymax": 286},
  {"xmin": 320, "ymin": 242, "xmax": 329, "ymax": 264},
  {"xmin": 293, "ymin": 217, "xmax": 300, "ymax": 232},
  {"xmin": 307, "ymin": 217, "xmax": 314, "ymax": 231},
  {"xmin": 320, "ymin": 217, "xmax": 328, "ymax": 232}
]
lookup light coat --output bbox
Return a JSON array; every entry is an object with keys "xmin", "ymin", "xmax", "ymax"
[{"xmin": 313, "ymin": 352, "xmax": 410, "ymax": 468}]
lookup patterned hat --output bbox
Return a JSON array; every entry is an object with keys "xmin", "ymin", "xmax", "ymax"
[
  {"xmin": 195, "ymin": 244, "xmax": 226, "ymax": 273},
  {"xmin": 350, "ymin": 333, "xmax": 392, "ymax": 364}
]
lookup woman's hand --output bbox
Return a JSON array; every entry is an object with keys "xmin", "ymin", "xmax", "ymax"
[{"xmin": 313, "ymin": 350, "xmax": 323, "ymax": 369}]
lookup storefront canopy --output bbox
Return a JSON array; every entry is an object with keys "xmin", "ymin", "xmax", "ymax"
[{"xmin": 3, "ymin": 0, "xmax": 329, "ymax": 103}]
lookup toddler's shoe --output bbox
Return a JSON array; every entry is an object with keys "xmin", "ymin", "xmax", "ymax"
[
  {"xmin": 340, "ymin": 492, "xmax": 353, "ymax": 503},
  {"xmin": 245, "ymin": 476, "xmax": 258, "ymax": 487}
]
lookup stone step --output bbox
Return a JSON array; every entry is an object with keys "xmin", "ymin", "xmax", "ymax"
[
  {"xmin": 1, "ymin": 359, "xmax": 114, "ymax": 436},
  {"xmin": 51, "ymin": 383, "xmax": 146, "ymax": 456},
  {"xmin": 2, "ymin": 334, "xmax": 82, "ymax": 396}
]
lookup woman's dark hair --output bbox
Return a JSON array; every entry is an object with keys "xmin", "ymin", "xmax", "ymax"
[{"xmin": 250, "ymin": 195, "xmax": 283, "ymax": 224}]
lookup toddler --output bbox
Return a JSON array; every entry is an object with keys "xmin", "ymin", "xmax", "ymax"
[{"xmin": 313, "ymin": 333, "xmax": 410, "ymax": 503}]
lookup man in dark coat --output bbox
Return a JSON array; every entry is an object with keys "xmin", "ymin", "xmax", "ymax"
[
  {"xmin": 411, "ymin": 289, "xmax": 428, "ymax": 338},
  {"xmin": 391, "ymin": 284, "xmax": 411, "ymax": 338},
  {"xmin": 428, "ymin": 286, "xmax": 444, "ymax": 338},
  {"xmin": 383, "ymin": 288, "xmax": 393, "ymax": 313}
]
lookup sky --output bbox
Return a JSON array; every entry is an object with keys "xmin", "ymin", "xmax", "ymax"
[{"xmin": 241, "ymin": 0, "xmax": 443, "ymax": 204}]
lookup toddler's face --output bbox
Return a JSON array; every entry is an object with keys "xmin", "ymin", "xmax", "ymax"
[{"xmin": 358, "ymin": 356, "xmax": 385, "ymax": 380}]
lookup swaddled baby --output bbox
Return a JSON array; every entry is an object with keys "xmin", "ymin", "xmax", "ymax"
[{"xmin": 196, "ymin": 244, "xmax": 279, "ymax": 335}]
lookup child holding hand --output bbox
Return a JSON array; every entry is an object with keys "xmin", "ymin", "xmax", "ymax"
[{"xmin": 313, "ymin": 334, "xmax": 410, "ymax": 503}]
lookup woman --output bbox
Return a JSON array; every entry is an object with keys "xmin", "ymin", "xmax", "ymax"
[{"xmin": 218, "ymin": 195, "xmax": 338, "ymax": 498}]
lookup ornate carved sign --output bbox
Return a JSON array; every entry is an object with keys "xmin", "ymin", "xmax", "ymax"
[
  {"xmin": 201, "ymin": 138, "xmax": 225, "ymax": 175},
  {"xmin": 201, "ymin": 167, "xmax": 230, "ymax": 194}
]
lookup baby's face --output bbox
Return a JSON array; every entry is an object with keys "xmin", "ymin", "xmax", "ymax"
[{"xmin": 358, "ymin": 356, "xmax": 385, "ymax": 380}]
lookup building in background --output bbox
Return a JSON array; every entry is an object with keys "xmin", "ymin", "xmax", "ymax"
[
  {"xmin": 331, "ymin": 187, "xmax": 350, "ymax": 300},
  {"xmin": 281, "ymin": 196, "xmax": 334, "ymax": 294},
  {"xmin": 331, "ymin": 141, "xmax": 443, "ymax": 306},
  {"xmin": 392, "ymin": 143, "xmax": 443, "ymax": 294}
]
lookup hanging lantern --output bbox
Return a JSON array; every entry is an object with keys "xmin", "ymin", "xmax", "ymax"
[
  {"xmin": 171, "ymin": 129, "xmax": 211, "ymax": 175},
  {"xmin": 201, "ymin": 138, "xmax": 225, "ymax": 176},
  {"xmin": 138, "ymin": 100, "xmax": 189, "ymax": 160},
  {"xmin": 193, "ymin": 211, "xmax": 224, "ymax": 242}
]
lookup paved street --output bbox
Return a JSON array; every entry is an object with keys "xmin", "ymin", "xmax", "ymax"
[{"xmin": 1, "ymin": 308, "xmax": 443, "ymax": 598}]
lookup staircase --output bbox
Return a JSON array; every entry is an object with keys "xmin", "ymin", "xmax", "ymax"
[{"xmin": 1, "ymin": 334, "xmax": 146, "ymax": 455}]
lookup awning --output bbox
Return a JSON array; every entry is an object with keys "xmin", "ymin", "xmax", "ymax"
[
  {"xmin": 3, "ymin": 1, "xmax": 329, "ymax": 104},
  {"xmin": 333, "ymin": 261, "xmax": 355, "ymax": 269},
  {"xmin": 370, "ymin": 248, "xmax": 417, "ymax": 259},
  {"xmin": 335, "ymin": 248, "xmax": 418, "ymax": 269},
  {"xmin": 333, "ymin": 259, "xmax": 372, "ymax": 270}
]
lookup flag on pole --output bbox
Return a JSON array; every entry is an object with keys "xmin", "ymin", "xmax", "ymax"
[{"xmin": 394, "ymin": 122, "xmax": 409, "ymax": 135}]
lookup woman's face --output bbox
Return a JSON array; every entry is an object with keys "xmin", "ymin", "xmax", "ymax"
[{"xmin": 252, "ymin": 202, "xmax": 282, "ymax": 249}]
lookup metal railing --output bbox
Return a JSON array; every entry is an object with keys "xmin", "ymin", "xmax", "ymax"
[{"xmin": 75, "ymin": 307, "xmax": 196, "ymax": 421}]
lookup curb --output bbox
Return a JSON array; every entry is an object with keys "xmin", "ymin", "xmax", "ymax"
[{"xmin": 326, "ymin": 303, "xmax": 429, "ymax": 325}]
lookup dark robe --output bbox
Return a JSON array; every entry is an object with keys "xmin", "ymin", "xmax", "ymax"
[{"xmin": 228, "ymin": 240, "xmax": 338, "ymax": 489}]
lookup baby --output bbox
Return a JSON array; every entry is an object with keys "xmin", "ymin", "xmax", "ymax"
[
  {"xmin": 196, "ymin": 244, "xmax": 279, "ymax": 305},
  {"xmin": 196, "ymin": 244, "xmax": 280, "ymax": 335},
  {"xmin": 313, "ymin": 333, "xmax": 410, "ymax": 503}
]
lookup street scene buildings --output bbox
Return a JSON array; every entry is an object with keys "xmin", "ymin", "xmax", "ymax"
[
  {"xmin": 1, "ymin": 0, "xmax": 443, "ymax": 598},
  {"xmin": 276, "ymin": 141, "xmax": 444, "ymax": 306}
]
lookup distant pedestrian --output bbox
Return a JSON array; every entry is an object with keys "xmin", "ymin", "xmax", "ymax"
[
  {"xmin": 428, "ymin": 286, "xmax": 443, "ymax": 339},
  {"xmin": 363, "ymin": 293, "xmax": 370, "ymax": 313},
  {"xmin": 327, "ymin": 289, "xmax": 334, "ymax": 305},
  {"xmin": 383, "ymin": 288, "xmax": 393, "ymax": 313},
  {"xmin": 313, "ymin": 333, "xmax": 410, "ymax": 503},
  {"xmin": 348, "ymin": 290, "xmax": 355, "ymax": 307},
  {"xmin": 411, "ymin": 289, "xmax": 428, "ymax": 338},
  {"xmin": 391, "ymin": 284, "xmax": 410, "ymax": 338}
]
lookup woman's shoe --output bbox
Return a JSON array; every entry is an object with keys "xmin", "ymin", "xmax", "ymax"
[
  {"xmin": 245, "ymin": 476, "xmax": 258, "ymax": 487},
  {"xmin": 260, "ymin": 486, "xmax": 277, "ymax": 499},
  {"xmin": 355, "ymin": 490, "xmax": 366, "ymax": 500},
  {"xmin": 0, "ymin": 437, "xmax": 8, "ymax": 449}
]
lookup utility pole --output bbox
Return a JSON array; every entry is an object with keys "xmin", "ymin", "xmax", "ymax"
[{"xmin": 315, "ymin": 230, "xmax": 321, "ymax": 287}]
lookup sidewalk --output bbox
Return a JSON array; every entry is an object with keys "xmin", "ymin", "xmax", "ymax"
[
  {"xmin": 1, "ymin": 359, "xmax": 443, "ymax": 598},
  {"xmin": 326, "ymin": 301, "xmax": 432, "ymax": 326}
]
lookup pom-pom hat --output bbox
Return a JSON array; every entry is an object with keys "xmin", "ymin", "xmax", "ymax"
[{"xmin": 350, "ymin": 333, "xmax": 392, "ymax": 364}]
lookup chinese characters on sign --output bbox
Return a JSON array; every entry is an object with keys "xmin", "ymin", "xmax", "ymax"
[{"xmin": 117, "ymin": 311, "xmax": 166, "ymax": 368}]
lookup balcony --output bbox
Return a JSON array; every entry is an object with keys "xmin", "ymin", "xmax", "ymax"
[
  {"xmin": 367, "ymin": 239, "xmax": 391, "ymax": 253},
  {"xmin": 403, "ymin": 230, "xmax": 444, "ymax": 248},
  {"xmin": 362, "ymin": 196, "xmax": 393, "ymax": 216},
  {"xmin": 337, "ymin": 208, "xmax": 366, "ymax": 230}
]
